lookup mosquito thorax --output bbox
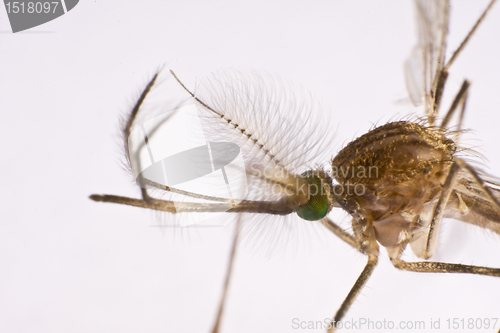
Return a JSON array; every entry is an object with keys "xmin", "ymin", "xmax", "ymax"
[
  {"xmin": 296, "ymin": 170, "xmax": 333, "ymax": 221},
  {"xmin": 330, "ymin": 121, "xmax": 457, "ymax": 247}
]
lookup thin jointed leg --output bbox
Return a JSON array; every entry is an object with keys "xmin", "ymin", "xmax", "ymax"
[
  {"xmin": 423, "ymin": 162, "xmax": 461, "ymax": 259},
  {"xmin": 211, "ymin": 217, "xmax": 242, "ymax": 333},
  {"xmin": 327, "ymin": 254, "xmax": 378, "ymax": 333},
  {"xmin": 391, "ymin": 258, "xmax": 500, "ymax": 277},
  {"xmin": 440, "ymin": 80, "xmax": 470, "ymax": 130},
  {"xmin": 322, "ymin": 218, "xmax": 362, "ymax": 253},
  {"xmin": 390, "ymin": 186, "xmax": 500, "ymax": 278},
  {"xmin": 455, "ymin": 159, "xmax": 500, "ymax": 210},
  {"xmin": 322, "ymin": 219, "xmax": 380, "ymax": 332},
  {"xmin": 443, "ymin": 0, "xmax": 498, "ymax": 72},
  {"xmin": 423, "ymin": 158, "xmax": 500, "ymax": 259}
]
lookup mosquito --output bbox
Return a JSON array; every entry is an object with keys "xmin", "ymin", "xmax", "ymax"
[{"xmin": 90, "ymin": 0, "xmax": 500, "ymax": 332}]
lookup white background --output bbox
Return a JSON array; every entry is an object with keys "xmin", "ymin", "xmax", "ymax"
[{"xmin": 1, "ymin": 1, "xmax": 500, "ymax": 333}]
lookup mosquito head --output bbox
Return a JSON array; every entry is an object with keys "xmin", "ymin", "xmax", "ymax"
[{"xmin": 296, "ymin": 170, "xmax": 333, "ymax": 221}]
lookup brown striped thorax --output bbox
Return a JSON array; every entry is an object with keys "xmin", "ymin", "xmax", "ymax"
[{"xmin": 329, "ymin": 121, "xmax": 456, "ymax": 247}]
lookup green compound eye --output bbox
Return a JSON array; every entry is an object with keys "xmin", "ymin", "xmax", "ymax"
[{"xmin": 296, "ymin": 171, "xmax": 330, "ymax": 221}]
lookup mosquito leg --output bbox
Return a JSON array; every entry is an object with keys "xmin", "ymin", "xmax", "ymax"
[
  {"xmin": 327, "ymin": 254, "xmax": 378, "ymax": 333},
  {"xmin": 422, "ymin": 157, "xmax": 500, "ymax": 259},
  {"xmin": 444, "ymin": 0, "xmax": 498, "ymax": 71},
  {"xmin": 431, "ymin": 69, "xmax": 449, "ymax": 122},
  {"xmin": 440, "ymin": 80, "xmax": 470, "ymax": 130},
  {"xmin": 211, "ymin": 216, "xmax": 242, "ymax": 333},
  {"xmin": 455, "ymin": 159, "xmax": 500, "ymax": 212},
  {"xmin": 322, "ymin": 218, "xmax": 362, "ymax": 253},
  {"xmin": 390, "ymin": 257, "xmax": 500, "ymax": 276},
  {"xmin": 422, "ymin": 161, "xmax": 462, "ymax": 259},
  {"xmin": 387, "ymin": 241, "xmax": 500, "ymax": 276},
  {"xmin": 457, "ymin": 87, "xmax": 468, "ymax": 133},
  {"xmin": 432, "ymin": 0, "xmax": 497, "ymax": 124},
  {"xmin": 326, "ymin": 222, "xmax": 379, "ymax": 332}
]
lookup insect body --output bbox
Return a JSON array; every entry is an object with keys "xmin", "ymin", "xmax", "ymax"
[{"xmin": 332, "ymin": 121, "xmax": 456, "ymax": 248}]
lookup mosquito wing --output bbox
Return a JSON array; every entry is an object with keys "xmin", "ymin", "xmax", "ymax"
[{"xmin": 404, "ymin": 0, "xmax": 450, "ymax": 122}]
